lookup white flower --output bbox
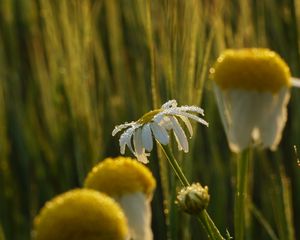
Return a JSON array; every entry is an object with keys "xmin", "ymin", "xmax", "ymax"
[
  {"xmin": 84, "ymin": 157, "xmax": 156, "ymax": 240},
  {"xmin": 112, "ymin": 100, "xmax": 208, "ymax": 163},
  {"xmin": 210, "ymin": 48, "xmax": 300, "ymax": 153}
]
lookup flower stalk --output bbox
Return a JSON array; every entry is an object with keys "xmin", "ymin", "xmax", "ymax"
[
  {"xmin": 160, "ymin": 144, "xmax": 189, "ymax": 186},
  {"xmin": 234, "ymin": 149, "xmax": 251, "ymax": 240},
  {"xmin": 159, "ymin": 144, "xmax": 225, "ymax": 240}
]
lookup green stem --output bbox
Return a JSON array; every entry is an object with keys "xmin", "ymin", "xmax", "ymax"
[
  {"xmin": 160, "ymin": 144, "xmax": 189, "ymax": 187},
  {"xmin": 234, "ymin": 149, "xmax": 251, "ymax": 240},
  {"xmin": 159, "ymin": 144, "xmax": 225, "ymax": 240}
]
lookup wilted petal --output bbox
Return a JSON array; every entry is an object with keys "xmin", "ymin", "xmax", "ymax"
[
  {"xmin": 142, "ymin": 123, "xmax": 153, "ymax": 152},
  {"xmin": 150, "ymin": 122, "xmax": 169, "ymax": 145},
  {"xmin": 169, "ymin": 116, "xmax": 189, "ymax": 153}
]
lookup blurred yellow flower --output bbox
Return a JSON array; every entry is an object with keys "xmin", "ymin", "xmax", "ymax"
[
  {"xmin": 211, "ymin": 48, "xmax": 291, "ymax": 92},
  {"xmin": 33, "ymin": 189, "xmax": 128, "ymax": 240},
  {"xmin": 210, "ymin": 48, "xmax": 299, "ymax": 152},
  {"xmin": 84, "ymin": 157, "xmax": 156, "ymax": 240}
]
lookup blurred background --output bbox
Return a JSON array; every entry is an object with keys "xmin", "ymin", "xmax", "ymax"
[{"xmin": 0, "ymin": 0, "xmax": 300, "ymax": 239}]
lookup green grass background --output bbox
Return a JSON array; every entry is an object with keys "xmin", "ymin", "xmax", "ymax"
[{"xmin": 0, "ymin": 0, "xmax": 300, "ymax": 239}]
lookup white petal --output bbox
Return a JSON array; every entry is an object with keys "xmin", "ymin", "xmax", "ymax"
[
  {"xmin": 153, "ymin": 113, "xmax": 164, "ymax": 123},
  {"xmin": 291, "ymin": 77, "xmax": 300, "ymax": 88},
  {"xmin": 174, "ymin": 111, "xmax": 208, "ymax": 127},
  {"xmin": 161, "ymin": 99, "xmax": 177, "ymax": 109},
  {"xmin": 213, "ymin": 85, "xmax": 252, "ymax": 152},
  {"xmin": 142, "ymin": 123, "xmax": 153, "ymax": 152},
  {"xmin": 119, "ymin": 127, "xmax": 136, "ymax": 154},
  {"xmin": 150, "ymin": 122, "xmax": 169, "ymax": 145},
  {"xmin": 157, "ymin": 116, "xmax": 173, "ymax": 130},
  {"xmin": 133, "ymin": 128, "xmax": 149, "ymax": 163},
  {"xmin": 120, "ymin": 139, "xmax": 126, "ymax": 154},
  {"xmin": 216, "ymin": 86, "xmax": 289, "ymax": 151},
  {"xmin": 155, "ymin": 107, "xmax": 208, "ymax": 127},
  {"xmin": 133, "ymin": 128, "xmax": 143, "ymax": 156},
  {"xmin": 117, "ymin": 192, "xmax": 153, "ymax": 240},
  {"xmin": 112, "ymin": 121, "xmax": 135, "ymax": 136},
  {"xmin": 177, "ymin": 105, "xmax": 205, "ymax": 115},
  {"xmin": 178, "ymin": 115, "xmax": 193, "ymax": 137},
  {"xmin": 256, "ymin": 87, "xmax": 290, "ymax": 150},
  {"xmin": 169, "ymin": 116, "xmax": 189, "ymax": 152},
  {"xmin": 136, "ymin": 152, "xmax": 149, "ymax": 164}
]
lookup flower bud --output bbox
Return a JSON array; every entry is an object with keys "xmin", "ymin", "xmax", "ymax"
[{"xmin": 176, "ymin": 183, "xmax": 210, "ymax": 215}]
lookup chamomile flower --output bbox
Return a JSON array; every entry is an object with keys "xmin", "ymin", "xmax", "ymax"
[
  {"xmin": 112, "ymin": 100, "xmax": 208, "ymax": 163},
  {"xmin": 84, "ymin": 157, "xmax": 156, "ymax": 240},
  {"xmin": 32, "ymin": 189, "xmax": 129, "ymax": 240},
  {"xmin": 210, "ymin": 48, "xmax": 300, "ymax": 152}
]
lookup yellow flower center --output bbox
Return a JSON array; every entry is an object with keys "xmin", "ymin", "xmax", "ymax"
[
  {"xmin": 84, "ymin": 157, "xmax": 156, "ymax": 198},
  {"xmin": 210, "ymin": 48, "xmax": 291, "ymax": 93},
  {"xmin": 33, "ymin": 189, "xmax": 128, "ymax": 240},
  {"xmin": 137, "ymin": 109, "xmax": 161, "ymax": 124}
]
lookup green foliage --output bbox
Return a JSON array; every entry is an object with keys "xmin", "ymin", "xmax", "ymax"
[{"xmin": 0, "ymin": 0, "xmax": 299, "ymax": 239}]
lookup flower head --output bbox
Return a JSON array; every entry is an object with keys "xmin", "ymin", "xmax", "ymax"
[
  {"xmin": 32, "ymin": 189, "xmax": 128, "ymax": 240},
  {"xmin": 176, "ymin": 183, "xmax": 210, "ymax": 215},
  {"xmin": 210, "ymin": 48, "xmax": 299, "ymax": 153},
  {"xmin": 211, "ymin": 48, "xmax": 291, "ymax": 93},
  {"xmin": 84, "ymin": 157, "xmax": 156, "ymax": 240},
  {"xmin": 84, "ymin": 157, "xmax": 156, "ymax": 198},
  {"xmin": 112, "ymin": 100, "xmax": 208, "ymax": 163}
]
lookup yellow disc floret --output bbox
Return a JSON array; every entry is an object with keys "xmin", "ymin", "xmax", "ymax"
[
  {"xmin": 210, "ymin": 48, "xmax": 291, "ymax": 93},
  {"xmin": 137, "ymin": 109, "xmax": 161, "ymax": 124},
  {"xmin": 33, "ymin": 189, "xmax": 128, "ymax": 240},
  {"xmin": 84, "ymin": 157, "xmax": 156, "ymax": 198}
]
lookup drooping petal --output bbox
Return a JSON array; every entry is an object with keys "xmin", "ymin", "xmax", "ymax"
[
  {"xmin": 150, "ymin": 122, "xmax": 169, "ymax": 145},
  {"xmin": 133, "ymin": 128, "xmax": 144, "ymax": 156},
  {"xmin": 256, "ymin": 87, "xmax": 290, "ymax": 150},
  {"xmin": 178, "ymin": 115, "xmax": 193, "ymax": 138},
  {"xmin": 214, "ymin": 84, "xmax": 258, "ymax": 152},
  {"xmin": 158, "ymin": 116, "xmax": 173, "ymax": 130},
  {"xmin": 133, "ymin": 129, "xmax": 149, "ymax": 164},
  {"xmin": 112, "ymin": 121, "xmax": 136, "ymax": 136},
  {"xmin": 169, "ymin": 116, "xmax": 189, "ymax": 153},
  {"xmin": 161, "ymin": 99, "xmax": 177, "ymax": 109},
  {"xmin": 291, "ymin": 77, "xmax": 300, "ymax": 88},
  {"xmin": 136, "ymin": 152, "xmax": 149, "ymax": 164},
  {"xmin": 119, "ymin": 139, "xmax": 126, "ymax": 154},
  {"xmin": 117, "ymin": 192, "xmax": 153, "ymax": 240},
  {"xmin": 119, "ymin": 127, "xmax": 136, "ymax": 154},
  {"xmin": 142, "ymin": 123, "xmax": 153, "ymax": 152},
  {"xmin": 152, "ymin": 113, "xmax": 163, "ymax": 124}
]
